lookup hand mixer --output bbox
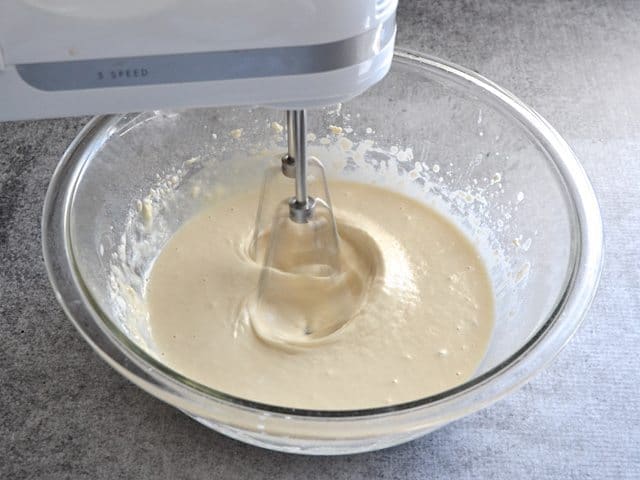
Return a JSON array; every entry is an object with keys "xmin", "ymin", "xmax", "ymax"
[{"xmin": 1, "ymin": 0, "xmax": 398, "ymax": 342}]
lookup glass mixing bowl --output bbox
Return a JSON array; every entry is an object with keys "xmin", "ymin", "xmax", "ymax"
[{"xmin": 43, "ymin": 50, "xmax": 603, "ymax": 455}]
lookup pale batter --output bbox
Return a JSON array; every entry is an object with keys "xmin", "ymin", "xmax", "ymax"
[{"xmin": 146, "ymin": 181, "xmax": 494, "ymax": 410}]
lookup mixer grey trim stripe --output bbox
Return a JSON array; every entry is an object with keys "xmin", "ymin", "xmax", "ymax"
[{"xmin": 16, "ymin": 15, "xmax": 395, "ymax": 92}]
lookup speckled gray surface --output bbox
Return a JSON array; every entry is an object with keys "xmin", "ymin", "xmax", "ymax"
[{"xmin": 1, "ymin": 1, "xmax": 639, "ymax": 478}]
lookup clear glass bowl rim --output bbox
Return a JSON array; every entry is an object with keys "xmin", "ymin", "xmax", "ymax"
[{"xmin": 42, "ymin": 49, "xmax": 603, "ymax": 425}]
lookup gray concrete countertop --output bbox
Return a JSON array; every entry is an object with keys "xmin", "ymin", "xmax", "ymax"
[{"xmin": 2, "ymin": 1, "xmax": 639, "ymax": 478}]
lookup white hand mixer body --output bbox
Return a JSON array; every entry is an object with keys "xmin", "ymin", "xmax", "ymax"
[{"xmin": 0, "ymin": 0, "xmax": 396, "ymax": 120}]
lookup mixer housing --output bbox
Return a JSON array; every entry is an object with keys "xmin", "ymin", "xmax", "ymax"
[{"xmin": 0, "ymin": 0, "xmax": 397, "ymax": 120}]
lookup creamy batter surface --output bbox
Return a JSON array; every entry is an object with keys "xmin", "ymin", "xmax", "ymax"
[{"xmin": 146, "ymin": 180, "xmax": 494, "ymax": 410}]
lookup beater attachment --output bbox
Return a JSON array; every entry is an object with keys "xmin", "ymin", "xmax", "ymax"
[{"xmin": 250, "ymin": 110, "xmax": 346, "ymax": 345}]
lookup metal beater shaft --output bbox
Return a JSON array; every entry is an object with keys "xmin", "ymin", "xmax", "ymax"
[{"xmin": 286, "ymin": 110, "xmax": 314, "ymax": 223}]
